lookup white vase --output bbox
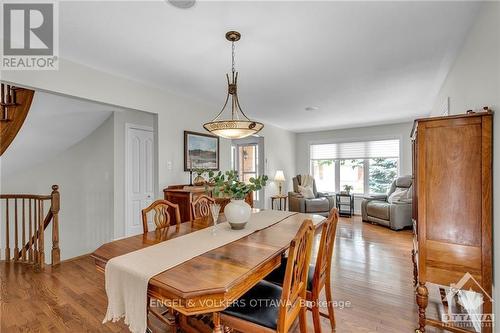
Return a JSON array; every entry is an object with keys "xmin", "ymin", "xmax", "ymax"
[{"xmin": 225, "ymin": 199, "xmax": 251, "ymax": 230}]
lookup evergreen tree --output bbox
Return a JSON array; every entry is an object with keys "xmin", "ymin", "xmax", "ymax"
[{"xmin": 369, "ymin": 158, "xmax": 397, "ymax": 193}]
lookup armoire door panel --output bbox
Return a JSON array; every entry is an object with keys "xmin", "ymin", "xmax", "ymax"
[
  {"xmin": 425, "ymin": 240, "xmax": 481, "ymax": 271},
  {"xmin": 424, "ymin": 123, "xmax": 482, "ymax": 247},
  {"xmin": 426, "ymin": 266, "xmax": 482, "ymax": 290}
]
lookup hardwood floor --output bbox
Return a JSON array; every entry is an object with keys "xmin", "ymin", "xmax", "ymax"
[{"xmin": 0, "ymin": 216, "xmax": 441, "ymax": 332}]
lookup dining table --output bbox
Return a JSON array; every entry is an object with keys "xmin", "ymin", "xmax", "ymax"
[{"xmin": 92, "ymin": 210, "xmax": 326, "ymax": 333}]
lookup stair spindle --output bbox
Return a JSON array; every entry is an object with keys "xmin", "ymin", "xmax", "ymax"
[
  {"xmin": 28, "ymin": 198, "xmax": 33, "ymax": 262},
  {"xmin": 33, "ymin": 199, "xmax": 38, "ymax": 267},
  {"xmin": 38, "ymin": 200, "xmax": 45, "ymax": 270},
  {"xmin": 5, "ymin": 199, "xmax": 10, "ymax": 261},
  {"xmin": 22, "ymin": 198, "xmax": 26, "ymax": 261},
  {"xmin": 14, "ymin": 199, "xmax": 19, "ymax": 260},
  {"xmin": 1, "ymin": 84, "xmax": 4, "ymax": 119}
]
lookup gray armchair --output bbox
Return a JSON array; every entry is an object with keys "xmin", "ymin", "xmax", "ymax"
[
  {"xmin": 288, "ymin": 175, "xmax": 335, "ymax": 217},
  {"xmin": 361, "ymin": 175, "xmax": 413, "ymax": 230}
]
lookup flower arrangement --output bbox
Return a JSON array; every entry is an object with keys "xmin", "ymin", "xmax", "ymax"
[{"xmin": 208, "ymin": 170, "xmax": 268, "ymax": 200}]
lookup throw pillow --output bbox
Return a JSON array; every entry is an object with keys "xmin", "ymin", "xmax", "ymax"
[
  {"xmin": 298, "ymin": 185, "xmax": 315, "ymax": 199},
  {"xmin": 388, "ymin": 188, "xmax": 408, "ymax": 204}
]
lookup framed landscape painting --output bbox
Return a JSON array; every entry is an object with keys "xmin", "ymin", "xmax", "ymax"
[{"xmin": 184, "ymin": 131, "xmax": 219, "ymax": 171}]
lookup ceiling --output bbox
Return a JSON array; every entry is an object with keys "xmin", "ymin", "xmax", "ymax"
[
  {"xmin": 59, "ymin": 1, "xmax": 481, "ymax": 132},
  {"xmin": 1, "ymin": 92, "xmax": 116, "ymax": 176}
]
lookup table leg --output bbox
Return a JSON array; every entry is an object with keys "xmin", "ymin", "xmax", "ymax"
[{"xmin": 213, "ymin": 312, "xmax": 223, "ymax": 333}]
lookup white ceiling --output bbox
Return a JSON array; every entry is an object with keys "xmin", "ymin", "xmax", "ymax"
[
  {"xmin": 59, "ymin": 1, "xmax": 481, "ymax": 132},
  {"xmin": 1, "ymin": 92, "xmax": 116, "ymax": 176}
]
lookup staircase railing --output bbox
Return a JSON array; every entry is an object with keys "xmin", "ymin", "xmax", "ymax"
[
  {"xmin": 0, "ymin": 83, "xmax": 35, "ymax": 156},
  {"xmin": 0, "ymin": 185, "xmax": 60, "ymax": 271}
]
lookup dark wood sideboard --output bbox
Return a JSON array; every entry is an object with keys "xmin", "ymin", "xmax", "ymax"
[
  {"xmin": 411, "ymin": 111, "xmax": 493, "ymax": 333},
  {"xmin": 163, "ymin": 185, "xmax": 253, "ymax": 222}
]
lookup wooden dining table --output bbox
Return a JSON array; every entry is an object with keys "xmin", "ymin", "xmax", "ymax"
[{"xmin": 92, "ymin": 211, "xmax": 326, "ymax": 333}]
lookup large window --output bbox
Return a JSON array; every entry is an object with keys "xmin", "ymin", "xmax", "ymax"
[{"xmin": 310, "ymin": 139, "xmax": 400, "ymax": 195}]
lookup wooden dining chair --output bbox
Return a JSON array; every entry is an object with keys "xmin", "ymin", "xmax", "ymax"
[
  {"xmin": 220, "ymin": 219, "xmax": 315, "ymax": 333},
  {"xmin": 141, "ymin": 200, "xmax": 182, "ymax": 332},
  {"xmin": 265, "ymin": 208, "xmax": 339, "ymax": 332},
  {"xmin": 191, "ymin": 194, "xmax": 216, "ymax": 219},
  {"xmin": 141, "ymin": 199, "xmax": 181, "ymax": 233}
]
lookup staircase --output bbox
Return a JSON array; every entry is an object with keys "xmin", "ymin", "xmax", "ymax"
[
  {"xmin": 0, "ymin": 185, "xmax": 60, "ymax": 271},
  {"xmin": 0, "ymin": 83, "xmax": 35, "ymax": 156}
]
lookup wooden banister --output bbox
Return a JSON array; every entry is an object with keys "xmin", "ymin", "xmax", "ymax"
[
  {"xmin": 1, "ymin": 185, "xmax": 60, "ymax": 270},
  {"xmin": 0, "ymin": 83, "xmax": 34, "ymax": 156}
]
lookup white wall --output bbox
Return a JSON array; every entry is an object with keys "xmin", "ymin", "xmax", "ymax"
[
  {"xmin": 430, "ymin": 2, "xmax": 500, "ymax": 320},
  {"xmin": 1, "ymin": 115, "xmax": 115, "ymax": 261},
  {"xmin": 260, "ymin": 124, "xmax": 297, "ymax": 209}
]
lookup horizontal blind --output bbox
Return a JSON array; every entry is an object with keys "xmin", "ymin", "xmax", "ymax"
[{"xmin": 310, "ymin": 139, "xmax": 400, "ymax": 160}]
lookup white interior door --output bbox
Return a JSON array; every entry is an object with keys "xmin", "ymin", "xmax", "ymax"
[{"xmin": 126, "ymin": 126, "xmax": 154, "ymax": 236}]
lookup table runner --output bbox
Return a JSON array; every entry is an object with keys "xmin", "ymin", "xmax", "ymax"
[{"xmin": 103, "ymin": 210, "xmax": 296, "ymax": 333}]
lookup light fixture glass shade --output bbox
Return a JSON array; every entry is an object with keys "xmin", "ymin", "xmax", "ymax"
[
  {"xmin": 274, "ymin": 170, "xmax": 285, "ymax": 182},
  {"xmin": 203, "ymin": 120, "xmax": 264, "ymax": 139}
]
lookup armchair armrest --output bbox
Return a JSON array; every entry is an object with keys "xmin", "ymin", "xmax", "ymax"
[
  {"xmin": 389, "ymin": 201, "xmax": 413, "ymax": 230},
  {"xmin": 363, "ymin": 194, "xmax": 388, "ymax": 202},
  {"xmin": 317, "ymin": 192, "xmax": 335, "ymax": 211},
  {"xmin": 288, "ymin": 192, "xmax": 306, "ymax": 213}
]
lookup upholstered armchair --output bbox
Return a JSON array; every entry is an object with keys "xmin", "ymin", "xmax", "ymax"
[
  {"xmin": 288, "ymin": 175, "xmax": 335, "ymax": 217},
  {"xmin": 361, "ymin": 175, "xmax": 413, "ymax": 230}
]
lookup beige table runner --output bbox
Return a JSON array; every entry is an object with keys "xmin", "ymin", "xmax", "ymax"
[{"xmin": 103, "ymin": 210, "xmax": 296, "ymax": 333}]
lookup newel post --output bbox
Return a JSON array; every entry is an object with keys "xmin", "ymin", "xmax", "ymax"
[{"xmin": 51, "ymin": 185, "xmax": 60, "ymax": 266}]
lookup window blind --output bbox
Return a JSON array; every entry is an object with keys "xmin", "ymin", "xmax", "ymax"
[{"xmin": 310, "ymin": 139, "xmax": 400, "ymax": 160}]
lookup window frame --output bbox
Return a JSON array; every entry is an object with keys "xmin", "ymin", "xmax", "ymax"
[{"xmin": 309, "ymin": 137, "xmax": 401, "ymax": 196}]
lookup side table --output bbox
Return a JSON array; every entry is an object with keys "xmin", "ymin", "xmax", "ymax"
[
  {"xmin": 336, "ymin": 193, "xmax": 354, "ymax": 217},
  {"xmin": 271, "ymin": 195, "xmax": 288, "ymax": 211}
]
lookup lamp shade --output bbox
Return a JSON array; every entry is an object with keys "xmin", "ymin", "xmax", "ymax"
[{"xmin": 274, "ymin": 170, "xmax": 285, "ymax": 182}]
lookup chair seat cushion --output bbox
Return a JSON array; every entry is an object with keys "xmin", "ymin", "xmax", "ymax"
[
  {"xmin": 222, "ymin": 280, "xmax": 282, "ymax": 330},
  {"xmin": 305, "ymin": 197, "xmax": 329, "ymax": 213},
  {"xmin": 366, "ymin": 201, "xmax": 390, "ymax": 220},
  {"xmin": 264, "ymin": 257, "xmax": 315, "ymax": 291}
]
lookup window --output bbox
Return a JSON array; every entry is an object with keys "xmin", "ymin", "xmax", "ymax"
[
  {"xmin": 339, "ymin": 159, "xmax": 364, "ymax": 194},
  {"xmin": 310, "ymin": 139, "xmax": 400, "ymax": 195},
  {"xmin": 311, "ymin": 160, "xmax": 336, "ymax": 193}
]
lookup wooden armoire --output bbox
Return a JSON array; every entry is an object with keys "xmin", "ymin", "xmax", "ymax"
[{"xmin": 411, "ymin": 110, "xmax": 493, "ymax": 333}]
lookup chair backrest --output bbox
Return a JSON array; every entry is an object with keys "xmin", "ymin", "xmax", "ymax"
[
  {"xmin": 387, "ymin": 175, "xmax": 413, "ymax": 196},
  {"xmin": 191, "ymin": 195, "xmax": 216, "ymax": 220},
  {"xmin": 141, "ymin": 200, "xmax": 181, "ymax": 233},
  {"xmin": 312, "ymin": 208, "xmax": 339, "ymax": 293},
  {"xmin": 277, "ymin": 219, "xmax": 315, "ymax": 332},
  {"xmin": 292, "ymin": 175, "xmax": 318, "ymax": 197}
]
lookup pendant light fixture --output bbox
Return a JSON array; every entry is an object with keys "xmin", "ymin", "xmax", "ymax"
[{"xmin": 203, "ymin": 31, "xmax": 264, "ymax": 139}]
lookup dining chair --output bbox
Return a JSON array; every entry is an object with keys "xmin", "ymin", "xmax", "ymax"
[
  {"xmin": 141, "ymin": 200, "xmax": 181, "ymax": 333},
  {"xmin": 264, "ymin": 208, "xmax": 339, "ymax": 332},
  {"xmin": 191, "ymin": 194, "xmax": 216, "ymax": 219},
  {"xmin": 141, "ymin": 199, "xmax": 181, "ymax": 233},
  {"xmin": 220, "ymin": 219, "xmax": 315, "ymax": 333}
]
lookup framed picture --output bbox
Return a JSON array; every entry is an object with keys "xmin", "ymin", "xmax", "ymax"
[{"xmin": 184, "ymin": 131, "xmax": 220, "ymax": 171}]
